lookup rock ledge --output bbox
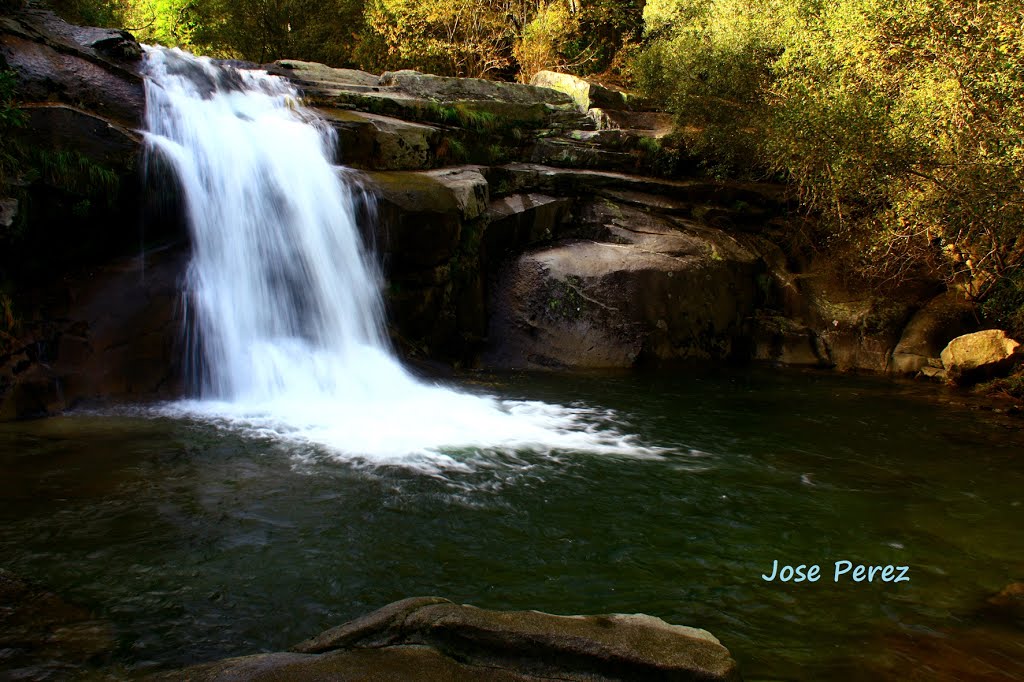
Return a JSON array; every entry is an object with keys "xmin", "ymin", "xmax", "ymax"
[{"xmin": 154, "ymin": 596, "xmax": 741, "ymax": 681}]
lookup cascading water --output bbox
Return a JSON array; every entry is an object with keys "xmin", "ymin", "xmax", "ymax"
[{"xmin": 142, "ymin": 47, "xmax": 657, "ymax": 468}]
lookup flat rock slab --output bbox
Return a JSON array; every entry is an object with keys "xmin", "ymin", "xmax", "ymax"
[
  {"xmin": 155, "ymin": 597, "xmax": 740, "ymax": 681},
  {"xmin": 268, "ymin": 62, "xmax": 581, "ymax": 131}
]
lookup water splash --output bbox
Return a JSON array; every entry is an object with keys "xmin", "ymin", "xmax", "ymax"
[{"xmin": 142, "ymin": 47, "xmax": 660, "ymax": 468}]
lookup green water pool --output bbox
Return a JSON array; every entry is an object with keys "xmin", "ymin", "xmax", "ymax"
[{"xmin": 1, "ymin": 366, "xmax": 1022, "ymax": 680}]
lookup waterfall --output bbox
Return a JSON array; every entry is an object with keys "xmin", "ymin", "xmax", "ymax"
[{"xmin": 142, "ymin": 47, "xmax": 655, "ymax": 468}]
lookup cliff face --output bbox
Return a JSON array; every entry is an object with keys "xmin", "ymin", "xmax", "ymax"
[
  {"xmin": 0, "ymin": 6, "xmax": 188, "ymax": 418},
  {"xmin": 0, "ymin": 7, "xmax": 971, "ymax": 419}
]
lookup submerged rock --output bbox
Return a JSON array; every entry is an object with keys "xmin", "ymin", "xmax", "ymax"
[
  {"xmin": 0, "ymin": 569, "xmax": 115, "ymax": 678},
  {"xmin": 940, "ymin": 329, "xmax": 1023, "ymax": 386},
  {"xmin": 154, "ymin": 596, "xmax": 741, "ymax": 681},
  {"xmin": 980, "ymin": 582, "xmax": 1024, "ymax": 627}
]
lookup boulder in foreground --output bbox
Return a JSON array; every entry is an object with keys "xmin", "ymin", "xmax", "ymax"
[
  {"xmin": 940, "ymin": 329, "xmax": 1023, "ymax": 385},
  {"xmin": 153, "ymin": 596, "xmax": 741, "ymax": 681}
]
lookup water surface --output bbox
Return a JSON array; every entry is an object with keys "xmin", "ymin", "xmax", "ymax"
[{"xmin": 1, "ymin": 367, "xmax": 1022, "ymax": 680}]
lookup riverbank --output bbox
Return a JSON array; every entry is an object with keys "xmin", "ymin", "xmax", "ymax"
[{"xmin": 3, "ymin": 6, "xmax": 1020, "ymax": 422}]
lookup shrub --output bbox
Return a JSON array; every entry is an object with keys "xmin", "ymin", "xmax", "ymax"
[{"xmin": 634, "ymin": 0, "xmax": 1024, "ymax": 306}]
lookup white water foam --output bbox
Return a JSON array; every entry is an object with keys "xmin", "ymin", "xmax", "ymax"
[{"xmin": 142, "ymin": 47, "xmax": 660, "ymax": 469}]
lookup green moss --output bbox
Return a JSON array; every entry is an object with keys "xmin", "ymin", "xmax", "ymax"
[{"xmin": 547, "ymin": 275, "xmax": 587, "ymax": 319}]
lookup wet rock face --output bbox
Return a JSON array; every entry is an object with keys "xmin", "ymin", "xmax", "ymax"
[
  {"xmin": 0, "ymin": 8, "xmax": 145, "ymax": 127},
  {"xmin": 0, "ymin": 247, "xmax": 186, "ymax": 420},
  {"xmin": 0, "ymin": 6, "xmax": 191, "ymax": 419},
  {"xmin": 1, "ymin": 6, "xmax": 150, "ymax": 272},
  {"xmin": 154, "ymin": 596, "xmax": 741, "ymax": 681}
]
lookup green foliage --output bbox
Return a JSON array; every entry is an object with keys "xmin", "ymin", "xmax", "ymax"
[
  {"xmin": 574, "ymin": 0, "xmax": 645, "ymax": 75},
  {"xmin": 422, "ymin": 103, "xmax": 502, "ymax": 131},
  {"xmin": 47, "ymin": 0, "xmax": 640, "ymax": 77},
  {"xmin": 121, "ymin": 0, "xmax": 202, "ymax": 49},
  {"xmin": 974, "ymin": 369, "xmax": 1024, "ymax": 401},
  {"xmin": 981, "ymin": 270, "xmax": 1024, "ymax": 341},
  {"xmin": 49, "ymin": 0, "xmax": 369, "ymax": 66},
  {"xmin": 48, "ymin": 0, "xmax": 121, "ymax": 26},
  {"xmin": 359, "ymin": 0, "xmax": 641, "ymax": 77},
  {"xmin": 362, "ymin": 0, "xmax": 516, "ymax": 77},
  {"xmin": 636, "ymin": 0, "xmax": 1024, "ymax": 309},
  {"xmin": 438, "ymin": 137, "xmax": 469, "ymax": 163},
  {"xmin": 31, "ymin": 150, "xmax": 120, "ymax": 205},
  {"xmin": 0, "ymin": 71, "xmax": 26, "ymax": 188},
  {"xmin": 190, "ymin": 0, "xmax": 368, "ymax": 64},
  {"xmin": 514, "ymin": 1, "xmax": 581, "ymax": 80},
  {"xmin": 452, "ymin": 106, "xmax": 499, "ymax": 131}
]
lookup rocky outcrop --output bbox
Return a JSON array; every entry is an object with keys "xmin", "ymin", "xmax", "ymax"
[
  {"xmin": 0, "ymin": 7, "xmax": 981, "ymax": 416},
  {"xmin": 891, "ymin": 291, "xmax": 977, "ymax": 375},
  {"xmin": 153, "ymin": 597, "xmax": 741, "ymax": 681},
  {"xmin": 268, "ymin": 60, "xmax": 583, "ymax": 133},
  {"xmin": 940, "ymin": 329, "xmax": 1023, "ymax": 386},
  {"xmin": 749, "ymin": 312, "xmax": 830, "ymax": 367},
  {"xmin": 0, "ymin": 6, "xmax": 175, "ymax": 418},
  {"xmin": 274, "ymin": 61, "xmax": 681, "ymax": 176},
  {"xmin": 355, "ymin": 161, "xmax": 798, "ymax": 366},
  {"xmin": 0, "ymin": 7, "xmax": 144, "ymax": 127},
  {"xmin": 0, "ymin": 246, "xmax": 186, "ymax": 419},
  {"xmin": 486, "ymin": 199, "xmax": 764, "ymax": 368},
  {"xmin": 363, "ymin": 166, "xmax": 490, "ymax": 354},
  {"xmin": 320, "ymin": 108, "xmax": 443, "ymax": 171},
  {"xmin": 794, "ymin": 271, "xmax": 922, "ymax": 373},
  {"xmin": 531, "ymin": 70, "xmax": 632, "ymax": 113},
  {"xmin": 0, "ymin": 5, "xmax": 148, "ymax": 257}
]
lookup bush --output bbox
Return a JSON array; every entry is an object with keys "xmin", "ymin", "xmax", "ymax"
[
  {"xmin": 514, "ymin": 1, "xmax": 580, "ymax": 81},
  {"xmin": 634, "ymin": 0, "xmax": 1024, "ymax": 304}
]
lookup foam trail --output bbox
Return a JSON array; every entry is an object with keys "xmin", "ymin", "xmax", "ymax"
[{"xmin": 142, "ymin": 47, "xmax": 659, "ymax": 469}]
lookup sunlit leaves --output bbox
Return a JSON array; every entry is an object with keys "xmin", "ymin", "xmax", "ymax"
[{"xmin": 637, "ymin": 0, "xmax": 1024, "ymax": 299}]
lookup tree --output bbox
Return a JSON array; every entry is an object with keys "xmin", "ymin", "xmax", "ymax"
[
  {"xmin": 362, "ymin": 0, "xmax": 521, "ymax": 77},
  {"xmin": 635, "ymin": 0, "xmax": 1024, "ymax": 320},
  {"xmin": 513, "ymin": 1, "xmax": 581, "ymax": 81}
]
